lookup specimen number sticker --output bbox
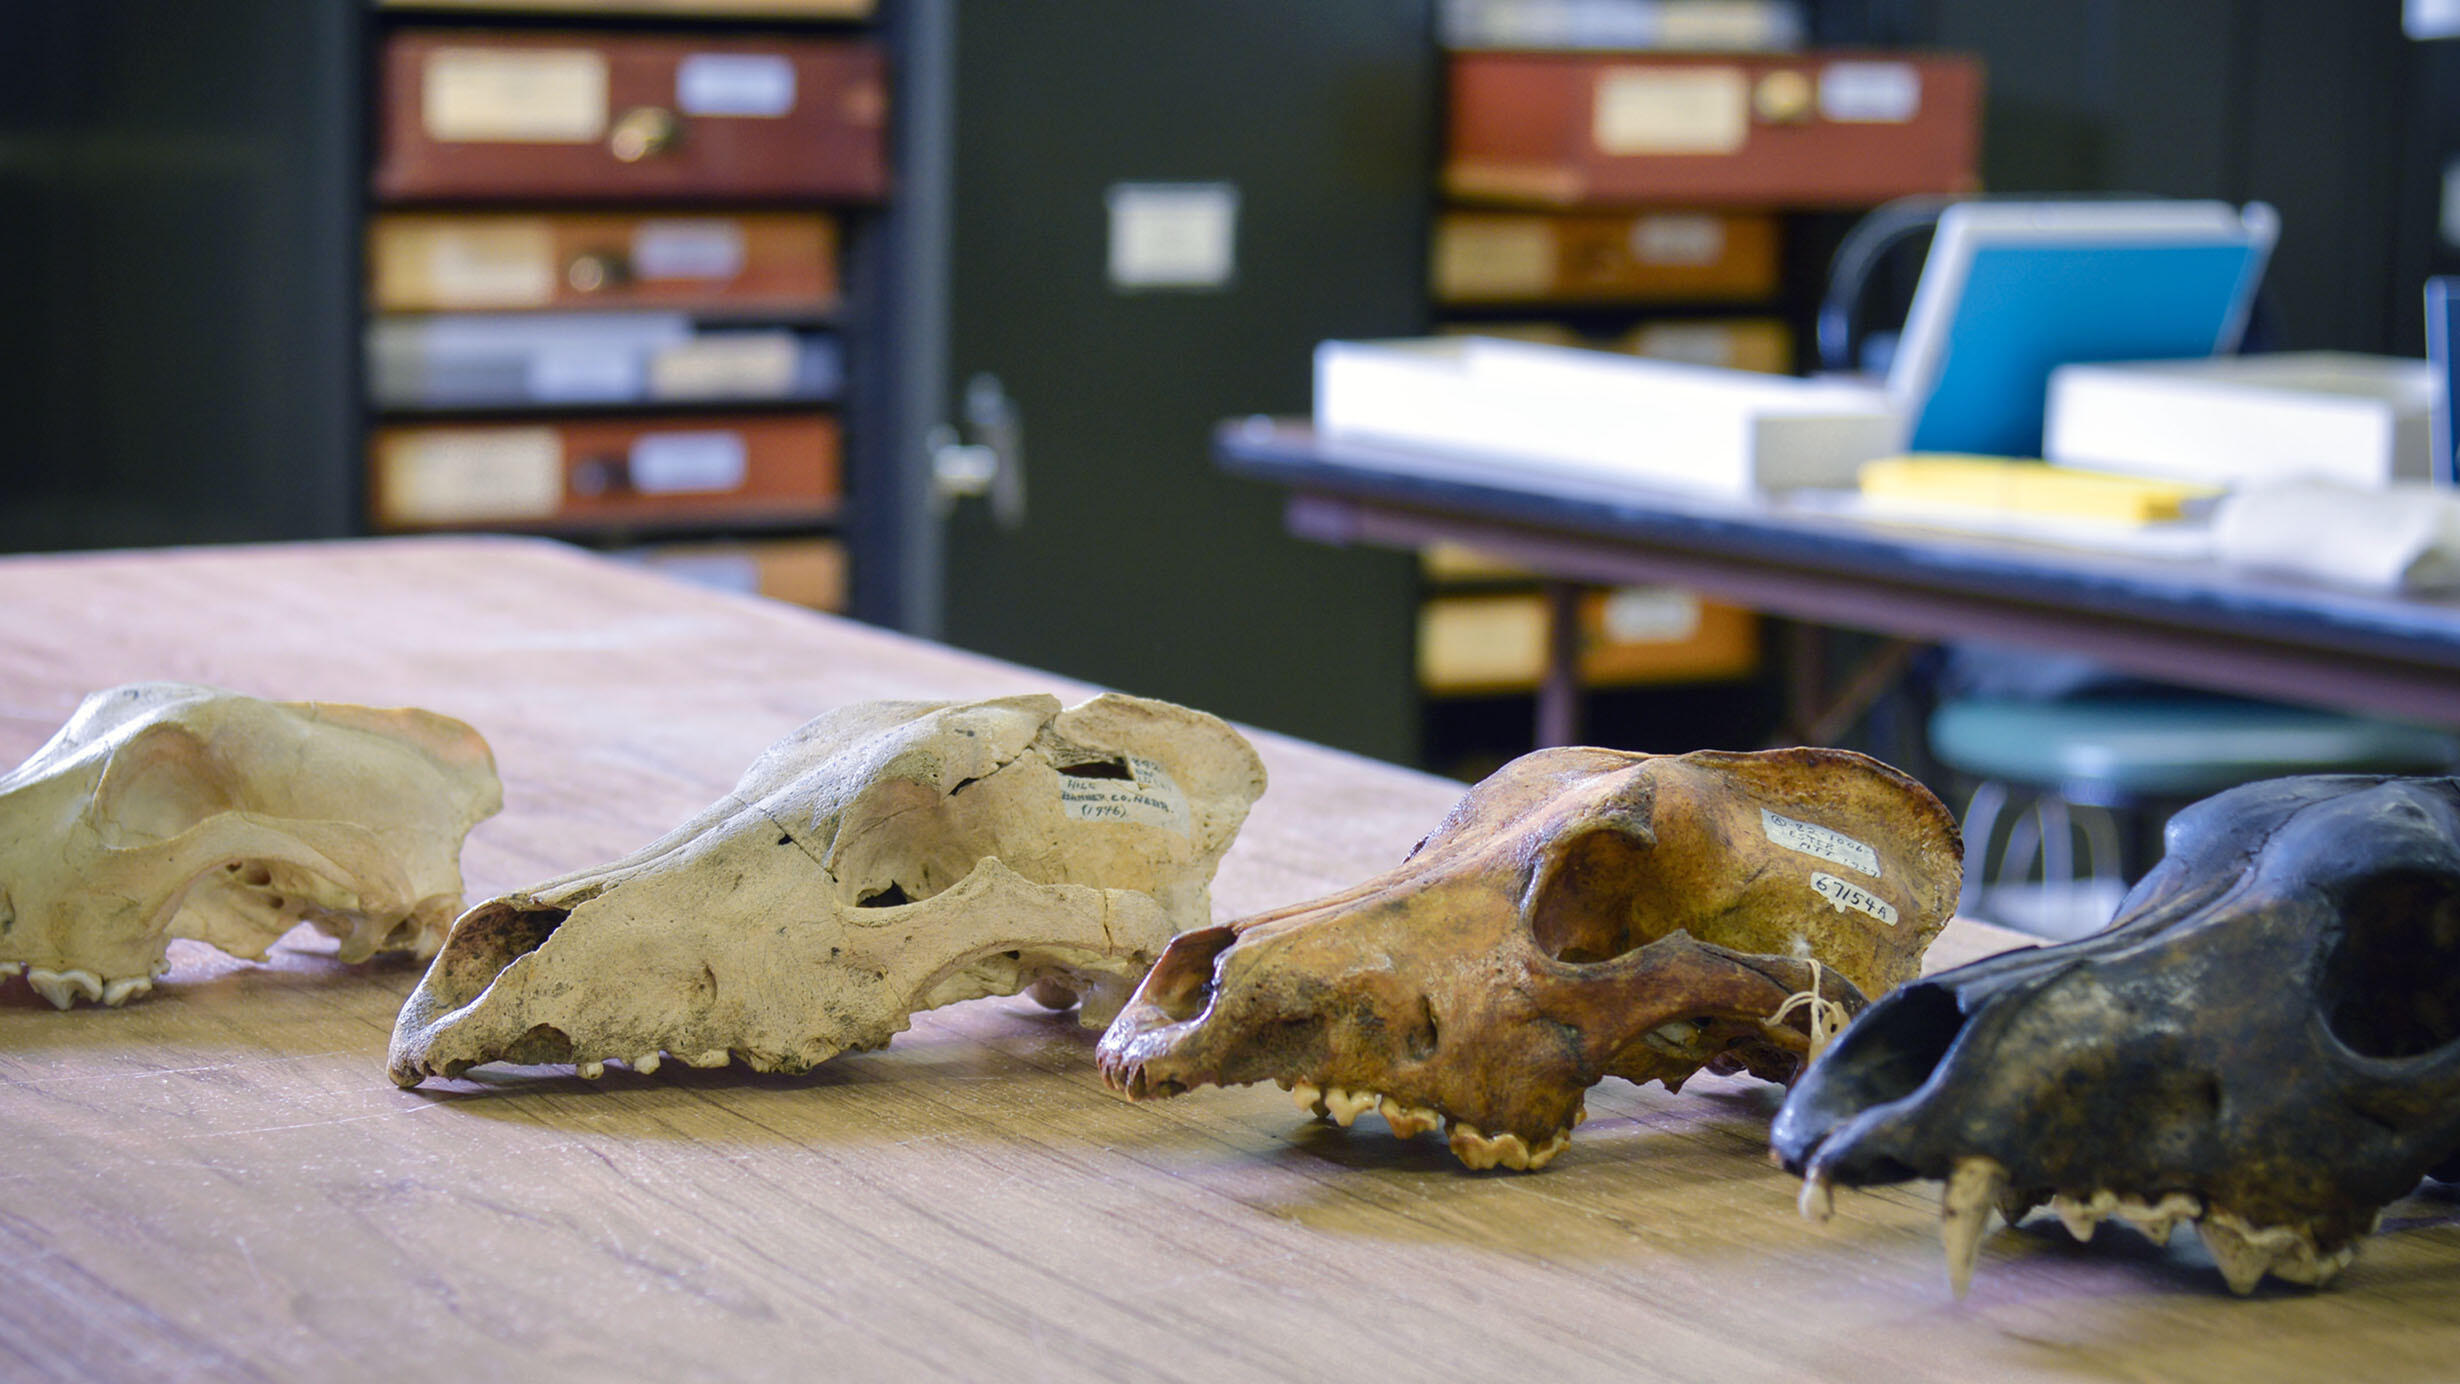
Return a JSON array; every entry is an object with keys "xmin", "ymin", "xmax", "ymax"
[
  {"xmin": 1811, "ymin": 871, "xmax": 1898, "ymax": 927},
  {"xmin": 1059, "ymin": 755, "xmax": 1189, "ymax": 833},
  {"xmin": 1761, "ymin": 809, "xmax": 1881, "ymax": 877}
]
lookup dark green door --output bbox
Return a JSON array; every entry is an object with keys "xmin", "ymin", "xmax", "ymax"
[{"xmin": 932, "ymin": 1, "xmax": 1435, "ymax": 764}]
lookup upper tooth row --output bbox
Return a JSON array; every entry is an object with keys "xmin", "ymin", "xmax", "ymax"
[
  {"xmin": 7, "ymin": 963, "xmax": 164, "ymax": 1010},
  {"xmin": 573, "ymin": 1049, "xmax": 728, "ymax": 1080},
  {"xmin": 1288, "ymin": 1081, "xmax": 1444, "ymax": 1140}
]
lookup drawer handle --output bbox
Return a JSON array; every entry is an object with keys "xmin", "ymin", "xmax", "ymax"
[
  {"xmin": 609, "ymin": 106, "xmax": 681, "ymax": 163},
  {"xmin": 565, "ymin": 251, "xmax": 631, "ymax": 294}
]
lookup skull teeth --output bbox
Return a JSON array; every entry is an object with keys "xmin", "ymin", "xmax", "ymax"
[
  {"xmin": 576, "ymin": 1060, "xmax": 606, "ymax": 1080},
  {"xmin": 1798, "ymin": 1170, "xmax": 1834, "ymax": 1223},
  {"xmin": 25, "ymin": 968, "xmax": 105, "ymax": 1009},
  {"xmin": 686, "ymin": 1048, "xmax": 731, "ymax": 1069},
  {"xmin": 1291, "ymin": 1081, "xmax": 1329, "ymax": 1118},
  {"xmin": 1445, "ymin": 1121, "xmax": 1573, "ymax": 1172},
  {"xmin": 1378, "ymin": 1095, "xmax": 1443, "ymax": 1140},
  {"xmin": 1939, "ymin": 1155, "xmax": 2009, "ymax": 1301},
  {"xmin": 2051, "ymin": 1189, "xmax": 2118, "ymax": 1243},
  {"xmin": 632, "ymin": 1052, "xmax": 662, "ymax": 1075},
  {"xmin": 2195, "ymin": 1210, "xmax": 2356, "ymax": 1295},
  {"xmin": 1322, "ymin": 1086, "xmax": 1379, "ymax": 1127}
]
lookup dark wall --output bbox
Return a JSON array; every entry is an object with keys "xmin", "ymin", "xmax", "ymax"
[
  {"xmin": 0, "ymin": 4, "xmax": 361, "ymax": 551},
  {"xmin": 1863, "ymin": 0, "xmax": 2418, "ymax": 356}
]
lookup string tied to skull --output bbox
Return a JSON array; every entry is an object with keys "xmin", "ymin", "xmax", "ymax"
[{"xmin": 1770, "ymin": 958, "xmax": 1850, "ymax": 1066}]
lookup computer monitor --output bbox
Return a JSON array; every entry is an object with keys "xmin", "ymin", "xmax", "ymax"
[{"xmin": 1887, "ymin": 200, "xmax": 2279, "ymax": 457}]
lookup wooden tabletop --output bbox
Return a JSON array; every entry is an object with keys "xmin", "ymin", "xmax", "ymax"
[{"xmin": 3, "ymin": 537, "xmax": 2454, "ymax": 1383}]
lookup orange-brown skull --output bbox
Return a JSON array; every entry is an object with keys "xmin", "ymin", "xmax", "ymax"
[{"xmin": 1097, "ymin": 746, "xmax": 1960, "ymax": 1170}]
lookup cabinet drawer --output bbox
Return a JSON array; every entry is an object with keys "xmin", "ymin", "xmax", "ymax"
[
  {"xmin": 1418, "ymin": 587, "xmax": 1757, "ymax": 695},
  {"xmin": 372, "ymin": 414, "xmax": 840, "ymax": 531},
  {"xmin": 372, "ymin": 212, "xmax": 838, "ymax": 313},
  {"xmin": 1446, "ymin": 51, "xmax": 1981, "ymax": 208},
  {"xmin": 620, "ymin": 537, "xmax": 848, "ymax": 612},
  {"xmin": 1433, "ymin": 210, "xmax": 1778, "ymax": 303},
  {"xmin": 375, "ymin": 32, "xmax": 887, "ymax": 202}
]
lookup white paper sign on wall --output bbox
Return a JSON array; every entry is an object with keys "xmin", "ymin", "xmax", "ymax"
[{"xmin": 1106, "ymin": 182, "xmax": 1240, "ymax": 292}]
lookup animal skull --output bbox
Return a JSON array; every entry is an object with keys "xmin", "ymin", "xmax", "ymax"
[
  {"xmin": 1771, "ymin": 773, "xmax": 2460, "ymax": 1297},
  {"xmin": 388, "ymin": 693, "xmax": 1265, "ymax": 1087},
  {"xmin": 0, "ymin": 682, "xmax": 501, "ymax": 1009},
  {"xmin": 1097, "ymin": 746, "xmax": 1960, "ymax": 1171}
]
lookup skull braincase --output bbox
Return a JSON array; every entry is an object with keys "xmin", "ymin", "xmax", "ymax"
[
  {"xmin": 1772, "ymin": 773, "xmax": 2460, "ymax": 1297},
  {"xmin": 1097, "ymin": 745, "xmax": 1961, "ymax": 1171},
  {"xmin": 0, "ymin": 682, "xmax": 502, "ymax": 1009},
  {"xmin": 387, "ymin": 692, "xmax": 1266, "ymax": 1087}
]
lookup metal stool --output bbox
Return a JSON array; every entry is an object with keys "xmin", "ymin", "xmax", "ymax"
[{"xmin": 1930, "ymin": 695, "xmax": 2458, "ymax": 938}]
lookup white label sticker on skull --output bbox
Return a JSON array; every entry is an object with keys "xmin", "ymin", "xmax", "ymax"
[
  {"xmin": 1811, "ymin": 871, "xmax": 1898, "ymax": 926},
  {"xmin": 1061, "ymin": 754, "xmax": 1189, "ymax": 833},
  {"xmin": 1764, "ymin": 809, "xmax": 1882, "ymax": 878}
]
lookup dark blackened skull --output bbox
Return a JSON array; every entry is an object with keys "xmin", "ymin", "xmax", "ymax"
[{"xmin": 1772, "ymin": 774, "xmax": 2460, "ymax": 1297}]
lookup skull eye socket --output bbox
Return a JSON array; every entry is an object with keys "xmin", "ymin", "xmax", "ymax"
[
  {"xmin": 2321, "ymin": 870, "xmax": 2460, "ymax": 1060},
  {"xmin": 1527, "ymin": 823, "xmax": 1663, "ymax": 963}
]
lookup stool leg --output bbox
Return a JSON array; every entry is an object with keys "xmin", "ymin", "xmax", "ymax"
[{"xmin": 1958, "ymin": 780, "xmax": 2008, "ymax": 919}]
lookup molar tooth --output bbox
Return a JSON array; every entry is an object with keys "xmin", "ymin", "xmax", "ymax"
[
  {"xmin": 2114, "ymin": 1192, "xmax": 2200, "ymax": 1246},
  {"xmin": 2195, "ymin": 1213, "xmax": 2273, "ymax": 1295},
  {"xmin": 1798, "ymin": 1170, "xmax": 1835, "ymax": 1223},
  {"xmin": 576, "ymin": 1060, "xmax": 606, "ymax": 1080},
  {"xmin": 1324, "ymin": 1086, "xmax": 1379, "ymax": 1127},
  {"xmin": 1522, "ymin": 1126, "xmax": 1571, "ymax": 1170},
  {"xmin": 1377, "ymin": 1096, "xmax": 1443, "ymax": 1140},
  {"xmin": 2051, "ymin": 1189, "xmax": 2117, "ymax": 1243},
  {"xmin": 1445, "ymin": 1122, "xmax": 1535, "ymax": 1171},
  {"xmin": 1939, "ymin": 1156, "xmax": 2008, "ymax": 1301},
  {"xmin": 1291, "ymin": 1081, "xmax": 1329, "ymax": 1118},
  {"xmin": 100, "ymin": 976, "xmax": 153, "ymax": 1007},
  {"xmin": 27, "ymin": 968, "xmax": 102, "ymax": 1009},
  {"xmin": 632, "ymin": 1052, "xmax": 662, "ymax": 1075}
]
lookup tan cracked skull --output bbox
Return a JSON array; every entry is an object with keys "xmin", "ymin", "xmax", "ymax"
[
  {"xmin": 0, "ymin": 682, "xmax": 502, "ymax": 1009},
  {"xmin": 389, "ymin": 693, "xmax": 1265, "ymax": 1087},
  {"xmin": 1098, "ymin": 745, "xmax": 1960, "ymax": 1171}
]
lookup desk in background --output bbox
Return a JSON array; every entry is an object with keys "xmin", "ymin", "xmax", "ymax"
[
  {"xmin": 1219, "ymin": 418, "xmax": 2460, "ymax": 746},
  {"xmin": 4, "ymin": 538, "xmax": 2456, "ymax": 1381}
]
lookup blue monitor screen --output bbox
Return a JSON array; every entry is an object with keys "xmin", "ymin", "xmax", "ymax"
[{"xmin": 1905, "ymin": 243, "xmax": 2265, "ymax": 457}]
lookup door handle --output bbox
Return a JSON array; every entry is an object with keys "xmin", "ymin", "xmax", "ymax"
[{"xmin": 929, "ymin": 372, "xmax": 1026, "ymax": 529}]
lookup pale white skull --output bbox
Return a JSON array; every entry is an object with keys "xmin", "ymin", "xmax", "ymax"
[
  {"xmin": 0, "ymin": 682, "xmax": 502, "ymax": 1009},
  {"xmin": 387, "ymin": 693, "xmax": 1266, "ymax": 1087}
]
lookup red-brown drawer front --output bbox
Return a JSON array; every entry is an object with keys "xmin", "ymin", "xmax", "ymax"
[
  {"xmin": 375, "ymin": 32, "xmax": 887, "ymax": 202},
  {"xmin": 371, "ymin": 212, "xmax": 839, "ymax": 313},
  {"xmin": 1447, "ymin": 51, "xmax": 1981, "ymax": 209},
  {"xmin": 372, "ymin": 414, "xmax": 840, "ymax": 531}
]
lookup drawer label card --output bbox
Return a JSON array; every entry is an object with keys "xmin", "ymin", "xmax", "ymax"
[
  {"xmin": 1630, "ymin": 213, "xmax": 1726, "ymax": 266},
  {"xmin": 422, "ymin": 48, "xmax": 608, "ymax": 143},
  {"xmin": 1820, "ymin": 62, "xmax": 1922, "ymax": 123},
  {"xmin": 1593, "ymin": 67, "xmax": 1748, "ymax": 155},
  {"xmin": 650, "ymin": 333, "xmax": 801, "ymax": 400},
  {"xmin": 1060, "ymin": 755, "xmax": 1190, "ymax": 833},
  {"xmin": 419, "ymin": 221, "xmax": 555, "ymax": 307},
  {"xmin": 526, "ymin": 345, "xmax": 640, "ymax": 403},
  {"xmin": 1435, "ymin": 218, "xmax": 1556, "ymax": 297},
  {"xmin": 382, "ymin": 428, "xmax": 563, "ymax": 524},
  {"xmin": 630, "ymin": 432, "xmax": 749, "ymax": 494},
  {"xmin": 632, "ymin": 220, "xmax": 748, "ymax": 281},
  {"xmin": 1602, "ymin": 586, "xmax": 1702, "ymax": 643},
  {"xmin": 677, "ymin": 53, "xmax": 798, "ymax": 117},
  {"xmin": 1106, "ymin": 182, "xmax": 1239, "ymax": 292},
  {"xmin": 1762, "ymin": 809, "xmax": 1881, "ymax": 877},
  {"xmin": 1811, "ymin": 872, "xmax": 1898, "ymax": 926}
]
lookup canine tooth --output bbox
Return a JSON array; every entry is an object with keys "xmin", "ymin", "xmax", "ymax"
[
  {"xmin": 1799, "ymin": 1170, "xmax": 1834, "ymax": 1223},
  {"xmin": 1939, "ymin": 1156, "xmax": 2007, "ymax": 1301},
  {"xmin": 2052, "ymin": 1190, "xmax": 2117, "ymax": 1243},
  {"xmin": 1378, "ymin": 1096, "xmax": 1442, "ymax": 1140},
  {"xmin": 100, "ymin": 976, "xmax": 153, "ymax": 1007},
  {"xmin": 1291, "ymin": 1081, "xmax": 1329, "ymax": 1118},
  {"xmin": 27, "ymin": 968, "xmax": 102, "ymax": 1009},
  {"xmin": 632, "ymin": 1052, "xmax": 662, "ymax": 1075},
  {"xmin": 576, "ymin": 1060, "xmax": 606, "ymax": 1080},
  {"xmin": 1324, "ymin": 1086, "xmax": 1379, "ymax": 1127},
  {"xmin": 2114, "ymin": 1192, "xmax": 2200, "ymax": 1246}
]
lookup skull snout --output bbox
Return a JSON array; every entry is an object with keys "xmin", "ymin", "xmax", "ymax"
[{"xmin": 1771, "ymin": 980, "xmax": 1969, "ymax": 1181}]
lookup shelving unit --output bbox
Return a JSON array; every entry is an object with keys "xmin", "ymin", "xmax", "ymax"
[{"xmin": 361, "ymin": 1, "xmax": 891, "ymax": 615}]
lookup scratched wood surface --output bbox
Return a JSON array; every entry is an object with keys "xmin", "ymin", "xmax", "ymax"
[{"xmin": 1, "ymin": 537, "xmax": 2454, "ymax": 1384}]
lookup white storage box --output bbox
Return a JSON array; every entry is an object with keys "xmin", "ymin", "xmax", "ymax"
[
  {"xmin": 1314, "ymin": 336, "xmax": 1896, "ymax": 499},
  {"xmin": 2043, "ymin": 351, "xmax": 2437, "ymax": 487}
]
